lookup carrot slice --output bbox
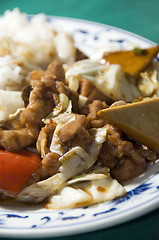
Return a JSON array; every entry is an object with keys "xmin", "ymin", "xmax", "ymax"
[{"xmin": 0, "ymin": 149, "xmax": 41, "ymax": 194}]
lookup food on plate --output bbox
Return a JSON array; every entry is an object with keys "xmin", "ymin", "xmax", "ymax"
[
  {"xmin": 103, "ymin": 45, "xmax": 159, "ymax": 77},
  {"xmin": 0, "ymin": 9, "xmax": 159, "ymax": 209},
  {"xmin": 0, "ymin": 149, "xmax": 41, "ymax": 194},
  {"xmin": 98, "ymin": 97, "xmax": 159, "ymax": 151}
]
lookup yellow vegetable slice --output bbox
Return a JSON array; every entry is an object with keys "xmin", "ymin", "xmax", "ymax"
[
  {"xmin": 98, "ymin": 97, "xmax": 159, "ymax": 151},
  {"xmin": 103, "ymin": 45, "xmax": 159, "ymax": 77}
]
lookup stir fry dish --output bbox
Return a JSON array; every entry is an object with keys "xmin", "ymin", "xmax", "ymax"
[{"xmin": 0, "ymin": 9, "xmax": 159, "ymax": 209}]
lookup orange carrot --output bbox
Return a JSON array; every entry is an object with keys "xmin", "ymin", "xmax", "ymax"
[{"xmin": 0, "ymin": 149, "xmax": 41, "ymax": 194}]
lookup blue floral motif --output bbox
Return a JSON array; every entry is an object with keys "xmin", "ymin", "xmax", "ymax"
[
  {"xmin": 31, "ymin": 216, "xmax": 51, "ymax": 228},
  {"xmin": 77, "ymin": 30, "xmax": 88, "ymax": 34},
  {"xmin": 61, "ymin": 214, "xmax": 85, "ymax": 221},
  {"xmin": 93, "ymin": 28, "xmax": 111, "ymax": 40},
  {"xmin": 0, "ymin": 214, "xmax": 28, "ymax": 219},
  {"xmin": 113, "ymin": 183, "xmax": 153, "ymax": 205},
  {"xmin": 0, "ymin": 214, "xmax": 29, "ymax": 227},
  {"xmin": 73, "ymin": 28, "xmax": 111, "ymax": 44},
  {"xmin": 93, "ymin": 207, "xmax": 116, "ymax": 217},
  {"xmin": 108, "ymin": 39, "xmax": 128, "ymax": 49},
  {"xmin": 109, "ymin": 39, "xmax": 126, "ymax": 43},
  {"xmin": 73, "ymin": 29, "xmax": 89, "ymax": 43}
]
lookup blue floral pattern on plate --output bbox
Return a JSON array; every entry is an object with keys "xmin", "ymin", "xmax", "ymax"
[{"xmin": 0, "ymin": 16, "xmax": 159, "ymax": 238}]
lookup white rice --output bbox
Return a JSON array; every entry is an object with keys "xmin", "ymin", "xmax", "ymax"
[
  {"xmin": 0, "ymin": 8, "xmax": 76, "ymax": 91},
  {"xmin": 0, "ymin": 55, "xmax": 41, "ymax": 90}
]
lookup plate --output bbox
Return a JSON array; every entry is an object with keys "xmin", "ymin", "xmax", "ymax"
[{"xmin": 0, "ymin": 16, "xmax": 159, "ymax": 239}]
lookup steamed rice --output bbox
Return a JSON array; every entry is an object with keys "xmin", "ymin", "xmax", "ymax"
[
  {"xmin": 0, "ymin": 8, "xmax": 76, "ymax": 91},
  {"xmin": 0, "ymin": 55, "xmax": 41, "ymax": 90}
]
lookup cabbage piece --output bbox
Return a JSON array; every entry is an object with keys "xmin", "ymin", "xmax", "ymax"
[
  {"xmin": 0, "ymin": 89, "xmax": 24, "ymax": 121},
  {"xmin": 78, "ymin": 95, "xmax": 88, "ymax": 109},
  {"xmin": 46, "ymin": 186, "xmax": 92, "ymax": 209},
  {"xmin": 46, "ymin": 174, "xmax": 126, "ymax": 209},
  {"xmin": 138, "ymin": 69, "xmax": 159, "ymax": 97},
  {"xmin": 17, "ymin": 126, "xmax": 107, "ymax": 203},
  {"xmin": 49, "ymin": 113, "xmax": 76, "ymax": 155},
  {"xmin": 65, "ymin": 59, "xmax": 140, "ymax": 102},
  {"xmin": 44, "ymin": 93, "xmax": 72, "ymax": 120},
  {"xmin": 67, "ymin": 169, "xmax": 109, "ymax": 185},
  {"xmin": 65, "ymin": 59, "xmax": 106, "ymax": 92},
  {"xmin": 42, "ymin": 110, "xmax": 75, "ymax": 157}
]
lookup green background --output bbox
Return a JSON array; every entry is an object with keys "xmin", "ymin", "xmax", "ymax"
[
  {"xmin": 0, "ymin": 0, "xmax": 159, "ymax": 240},
  {"xmin": 0, "ymin": 0, "xmax": 159, "ymax": 43}
]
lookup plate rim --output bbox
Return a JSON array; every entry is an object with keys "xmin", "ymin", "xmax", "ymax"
[
  {"xmin": 0, "ymin": 14, "xmax": 158, "ymax": 239},
  {"xmin": 28, "ymin": 14, "xmax": 156, "ymax": 45}
]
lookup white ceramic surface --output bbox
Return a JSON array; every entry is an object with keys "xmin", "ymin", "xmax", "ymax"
[{"xmin": 0, "ymin": 16, "xmax": 159, "ymax": 239}]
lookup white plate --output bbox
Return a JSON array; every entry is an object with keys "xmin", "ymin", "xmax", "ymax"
[{"xmin": 0, "ymin": 16, "xmax": 159, "ymax": 239}]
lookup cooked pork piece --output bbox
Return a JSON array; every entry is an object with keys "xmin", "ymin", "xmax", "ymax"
[
  {"xmin": 24, "ymin": 166, "xmax": 49, "ymax": 187},
  {"xmin": 75, "ymin": 48, "xmax": 88, "ymax": 61},
  {"xmin": 0, "ymin": 128, "xmax": 35, "ymax": 152},
  {"xmin": 59, "ymin": 114, "xmax": 92, "ymax": 153},
  {"xmin": 0, "ymin": 61, "xmax": 66, "ymax": 151},
  {"xmin": 87, "ymin": 100, "xmax": 108, "ymax": 128},
  {"xmin": 20, "ymin": 80, "xmax": 55, "ymax": 137},
  {"xmin": 22, "ymin": 85, "xmax": 32, "ymax": 107},
  {"xmin": 79, "ymin": 78, "xmax": 112, "ymax": 104},
  {"xmin": 42, "ymin": 152, "xmax": 61, "ymax": 176},
  {"xmin": 45, "ymin": 61, "xmax": 65, "ymax": 83},
  {"xmin": 21, "ymin": 61, "xmax": 65, "ymax": 137},
  {"xmin": 98, "ymin": 124, "xmax": 157, "ymax": 182},
  {"xmin": 37, "ymin": 123, "xmax": 56, "ymax": 157},
  {"xmin": 78, "ymin": 78, "xmax": 112, "ymax": 116}
]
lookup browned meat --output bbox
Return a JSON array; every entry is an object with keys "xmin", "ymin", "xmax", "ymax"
[
  {"xmin": 45, "ymin": 61, "xmax": 65, "ymax": 83},
  {"xmin": 106, "ymin": 124, "xmax": 133, "ymax": 158},
  {"xmin": 24, "ymin": 166, "xmax": 49, "ymax": 187},
  {"xmin": 79, "ymin": 78, "xmax": 94, "ymax": 97},
  {"xmin": 97, "ymin": 124, "xmax": 154, "ymax": 182},
  {"xmin": 0, "ymin": 117, "xmax": 24, "ymax": 131},
  {"xmin": 88, "ymin": 88, "xmax": 112, "ymax": 104},
  {"xmin": 79, "ymin": 78, "xmax": 113, "ymax": 104},
  {"xmin": 37, "ymin": 123, "xmax": 56, "ymax": 157},
  {"xmin": 87, "ymin": 100, "xmax": 108, "ymax": 128},
  {"xmin": 42, "ymin": 152, "xmax": 61, "ymax": 176},
  {"xmin": 78, "ymin": 78, "xmax": 113, "ymax": 116},
  {"xmin": 21, "ymin": 61, "xmax": 65, "ymax": 137},
  {"xmin": 30, "ymin": 70, "xmax": 45, "ymax": 81},
  {"xmin": 134, "ymin": 144, "xmax": 157, "ymax": 162},
  {"xmin": 75, "ymin": 49, "xmax": 88, "ymax": 61},
  {"xmin": 20, "ymin": 80, "xmax": 55, "ymax": 137},
  {"xmin": 98, "ymin": 139, "xmax": 119, "ymax": 169},
  {"xmin": 110, "ymin": 156, "xmax": 146, "ymax": 182},
  {"xmin": 0, "ymin": 61, "xmax": 65, "ymax": 152},
  {"xmin": 22, "ymin": 69, "xmax": 46, "ymax": 107},
  {"xmin": 59, "ymin": 114, "xmax": 92, "ymax": 152},
  {"xmin": 22, "ymin": 85, "xmax": 32, "ymax": 107},
  {"xmin": 0, "ymin": 128, "xmax": 35, "ymax": 152}
]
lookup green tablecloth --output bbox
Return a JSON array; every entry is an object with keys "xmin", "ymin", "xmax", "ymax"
[{"xmin": 0, "ymin": 0, "xmax": 159, "ymax": 239}]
